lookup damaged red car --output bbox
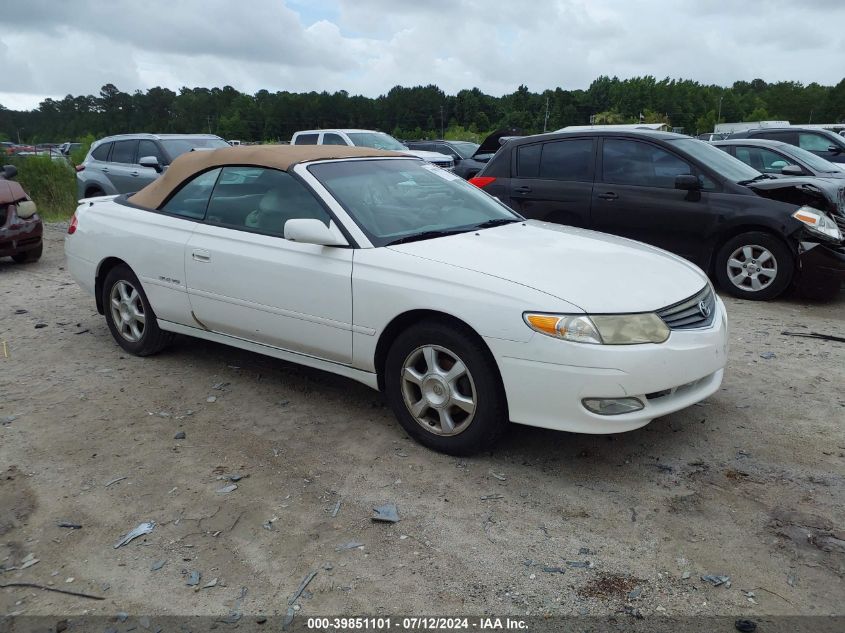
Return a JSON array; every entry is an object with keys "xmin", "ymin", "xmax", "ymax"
[{"xmin": 0, "ymin": 165, "xmax": 43, "ymax": 263}]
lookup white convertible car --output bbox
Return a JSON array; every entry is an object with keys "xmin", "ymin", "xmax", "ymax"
[{"xmin": 66, "ymin": 145, "xmax": 728, "ymax": 454}]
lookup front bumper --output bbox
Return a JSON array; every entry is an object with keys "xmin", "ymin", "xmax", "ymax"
[
  {"xmin": 797, "ymin": 241, "xmax": 845, "ymax": 288},
  {"xmin": 486, "ymin": 296, "xmax": 728, "ymax": 434},
  {"xmin": 0, "ymin": 213, "xmax": 43, "ymax": 257}
]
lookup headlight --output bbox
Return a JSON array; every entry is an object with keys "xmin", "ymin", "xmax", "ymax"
[
  {"xmin": 793, "ymin": 206, "xmax": 842, "ymax": 241},
  {"xmin": 524, "ymin": 312, "xmax": 669, "ymax": 345}
]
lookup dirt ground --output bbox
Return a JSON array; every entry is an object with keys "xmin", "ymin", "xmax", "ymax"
[{"xmin": 1, "ymin": 223, "xmax": 844, "ymax": 624}]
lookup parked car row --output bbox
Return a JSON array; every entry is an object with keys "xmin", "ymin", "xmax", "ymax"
[{"xmin": 469, "ymin": 129, "xmax": 845, "ymax": 300}]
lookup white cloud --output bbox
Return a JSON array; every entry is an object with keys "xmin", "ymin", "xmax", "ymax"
[{"xmin": 2, "ymin": 0, "xmax": 844, "ymax": 111}]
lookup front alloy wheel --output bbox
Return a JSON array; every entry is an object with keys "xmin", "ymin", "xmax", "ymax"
[
  {"xmin": 725, "ymin": 244, "xmax": 777, "ymax": 293},
  {"xmin": 384, "ymin": 320, "xmax": 508, "ymax": 455},
  {"xmin": 715, "ymin": 231, "xmax": 793, "ymax": 300},
  {"xmin": 401, "ymin": 345, "xmax": 477, "ymax": 436}
]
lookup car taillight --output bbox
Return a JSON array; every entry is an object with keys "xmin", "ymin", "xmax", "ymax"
[
  {"xmin": 68, "ymin": 212, "xmax": 78, "ymax": 234},
  {"xmin": 468, "ymin": 176, "xmax": 496, "ymax": 188},
  {"xmin": 75, "ymin": 165, "xmax": 85, "ymax": 172}
]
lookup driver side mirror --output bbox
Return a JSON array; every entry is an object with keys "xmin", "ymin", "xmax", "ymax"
[
  {"xmin": 284, "ymin": 219, "xmax": 349, "ymax": 247},
  {"xmin": 139, "ymin": 155, "xmax": 163, "ymax": 173},
  {"xmin": 780, "ymin": 164, "xmax": 804, "ymax": 176},
  {"xmin": 674, "ymin": 174, "xmax": 702, "ymax": 191},
  {"xmin": 827, "ymin": 145, "xmax": 842, "ymax": 155}
]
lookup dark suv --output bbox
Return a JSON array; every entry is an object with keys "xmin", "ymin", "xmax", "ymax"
[
  {"xmin": 726, "ymin": 127, "xmax": 845, "ymax": 164},
  {"xmin": 471, "ymin": 130, "xmax": 845, "ymax": 300}
]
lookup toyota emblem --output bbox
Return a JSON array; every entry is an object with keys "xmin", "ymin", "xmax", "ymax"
[{"xmin": 698, "ymin": 300, "xmax": 711, "ymax": 318}]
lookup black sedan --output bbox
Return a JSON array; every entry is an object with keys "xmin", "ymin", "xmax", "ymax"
[
  {"xmin": 713, "ymin": 138, "xmax": 845, "ymax": 179},
  {"xmin": 470, "ymin": 130, "xmax": 845, "ymax": 300}
]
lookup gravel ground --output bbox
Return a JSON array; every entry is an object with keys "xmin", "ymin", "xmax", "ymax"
[{"xmin": 1, "ymin": 223, "xmax": 843, "ymax": 624}]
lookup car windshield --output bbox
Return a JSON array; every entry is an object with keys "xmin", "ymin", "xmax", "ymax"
[
  {"xmin": 667, "ymin": 138, "xmax": 761, "ymax": 183},
  {"xmin": 308, "ymin": 159, "xmax": 520, "ymax": 247},
  {"xmin": 449, "ymin": 141, "xmax": 479, "ymax": 159},
  {"xmin": 346, "ymin": 132, "xmax": 407, "ymax": 151},
  {"xmin": 779, "ymin": 143, "xmax": 842, "ymax": 173},
  {"xmin": 160, "ymin": 138, "xmax": 229, "ymax": 161}
]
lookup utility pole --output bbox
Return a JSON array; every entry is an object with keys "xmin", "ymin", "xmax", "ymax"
[
  {"xmin": 543, "ymin": 97, "xmax": 550, "ymax": 133},
  {"xmin": 16, "ymin": 128, "xmax": 24, "ymax": 144},
  {"xmin": 440, "ymin": 105, "xmax": 444, "ymax": 138},
  {"xmin": 207, "ymin": 115, "xmax": 213, "ymax": 134},
  {"xmin": 809, "ymin": 108, "xmax": 814, "ymax": 124},
  {"xmin": 717, "ymin": 95, "xmax": 724, "ymax": 124}
]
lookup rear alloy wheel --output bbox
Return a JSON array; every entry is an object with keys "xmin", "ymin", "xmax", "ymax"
[
  {"xmin": 715, "ymin": 232, "xmax": 793, "ymax": 300},
  {"xmin": 385, "ymin": 320, "xmax": 508, "ymax": 455},
  {"xmin": 102, "ymin": 264, "xmax": 173, "ymax": 356}
]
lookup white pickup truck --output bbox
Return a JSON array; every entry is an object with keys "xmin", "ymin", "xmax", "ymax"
[{"xmin": 291, "ymin": 129, "xmax": 454, "ymax": 170}]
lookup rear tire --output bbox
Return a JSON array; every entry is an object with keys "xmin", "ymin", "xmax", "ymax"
[
  {"xmin": 12, "ymin": 243, "xmax": 42, "ymax": 263},
  {"xmin": 102, "ymin": 264, "xmax": 173, "ymax": 356},
  {"xmin": 384, "ymin": 320, "xmax": 508, "ymax": 455},
  {"xmin": 715, "ymin": 231, "xmax": 793, "ymax": 300}
]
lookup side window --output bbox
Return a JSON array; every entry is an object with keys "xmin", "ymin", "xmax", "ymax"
[
  {"xmin": 736, "ymin": 147, "xmax": 794, "ymax": 173},
  {"xmin": 91, "ymin": 142, "xmax": 112, "ymax": 161},
  {"xmin": 434, "ymin": 143, "xmax": 453, "ymax": 156},
  {"xmin": 205, "ymin": 167, "xmax": 330, "ymax": 238},
  {"xmin": 294, "ymin": 133, "xmax": 319, "ymax": 145},
  {"xmin": 602, "ymin": 139, "xmax": 692, "ymax": 188},
  {"xmin": 322, "ymin": 133, "xmax": 347, "ymax": 146},
  {"xmin": 160, "ymin": 168, "xmax": 222, "ymax": 219},
  {"xmin": 799, "ymin": 133, "xmax": 834, "ymax": 152},
  {"xmin": 517, "ymin": 143, "xmax": 542, "ymax": 177},
  {"xmin": 538, "ymin": 139, "xmax": 593, "ymax": 181},
  {"xmin": 138, "ymin": 140, "xmax": 166, "ymax": 165},
  {"xmin": 110, "ymin": 140, "xmax": 138, "ymax": 164}
]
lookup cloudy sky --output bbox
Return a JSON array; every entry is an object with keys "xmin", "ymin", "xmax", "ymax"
[{"xmin": 2, "ymin": 0, "xmax": 844, "ymax": 110}]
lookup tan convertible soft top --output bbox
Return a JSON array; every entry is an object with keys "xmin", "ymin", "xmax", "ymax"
[{"xmin": 128, "ymin": 144, "xmax": 403, "ymax": 209}]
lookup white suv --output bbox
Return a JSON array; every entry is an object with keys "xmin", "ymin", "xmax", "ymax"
[{"xmin": 291, "ymin": 129, "xmax": 454, "ymax": 170}]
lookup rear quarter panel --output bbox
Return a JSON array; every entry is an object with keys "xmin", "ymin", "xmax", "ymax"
[{"xmin": 66, "ymin": 199, "xmax": 196, "ymax": 325}]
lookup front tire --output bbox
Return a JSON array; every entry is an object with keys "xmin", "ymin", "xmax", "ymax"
[
  {"xmin": 715, "ymin": 231, "xmax": 793, "ymax": 300},
  {"xmin": 384, "ymin": 320, "xmax": 508, "ymax": 455},
  {"xmin": 12, "ymin": 243, "xmax": 42, "ymax": 263},
  {"xmin": 102, "ymin": 264, "xmax": 172, "ymax": 356}
]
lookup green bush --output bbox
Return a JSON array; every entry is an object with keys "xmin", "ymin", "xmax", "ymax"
[{"xmin": 5, "ymin": 155, "xmax": 77, "ymax": 221}]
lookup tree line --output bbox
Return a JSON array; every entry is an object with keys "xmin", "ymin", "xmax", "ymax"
[{"xmin": 2, "ymin": 76, "xmax": 844, "ymax": 145}]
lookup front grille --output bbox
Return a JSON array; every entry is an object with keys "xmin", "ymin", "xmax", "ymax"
[
  {"xmin": 656, "ymin": 285, "xmax": 716, "ymax": 330},
  {"xmin": 431, "ymin": 160, "xmax": 454, "ymax": 169}
]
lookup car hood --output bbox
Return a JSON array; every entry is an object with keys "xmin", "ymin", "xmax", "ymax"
[
  {"xmin": 401, "ymin": 149, "xmax": 452, "ymax": 162},
  {"xmin": 387, "ymin": 220, "xmax": 708, "ymax": 313},
  {"xmin": 747, "ymin": 176, "xmax": 845, "ymax": 218}
]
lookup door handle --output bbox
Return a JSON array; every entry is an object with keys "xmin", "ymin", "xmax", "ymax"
[
  {"xmin": 130, "ymin": 170, "xmax": 139, "ymax": 177},
  {"xmin": 597, "ymin": 191, "xmax": 619, "ymax": 200},
  {"xmin": 191, "ymin": 249, "xmax": 211, "ymax": 262},
  {"xmin": 100, "ymin": 167, "xmax": 109, "ymax": 173},
  {"xmin": 514, "ymin": 185, "xmax": 532, "ymax": 193}
]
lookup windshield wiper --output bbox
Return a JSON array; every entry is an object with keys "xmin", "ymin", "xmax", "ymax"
[
  {"xmin": 470, "ymin": 218, "xmax": 521, "ymax": 230},
  {"xmin": 738, "ymin": 173, "xmax": 777, "ymax": 185},
  {"xmin": 385, "ymin": 229, "xmax": 470, "ymax": 246}
]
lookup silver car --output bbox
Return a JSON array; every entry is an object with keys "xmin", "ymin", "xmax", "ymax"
[{"xmin": 76, "ymin": 133, "xmax": 229, "ymax": 198}]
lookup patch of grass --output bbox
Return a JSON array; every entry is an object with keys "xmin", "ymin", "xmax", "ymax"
[{"xmin": 5, "ymin": 155, "xmax": 77, "ymax": 221}]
